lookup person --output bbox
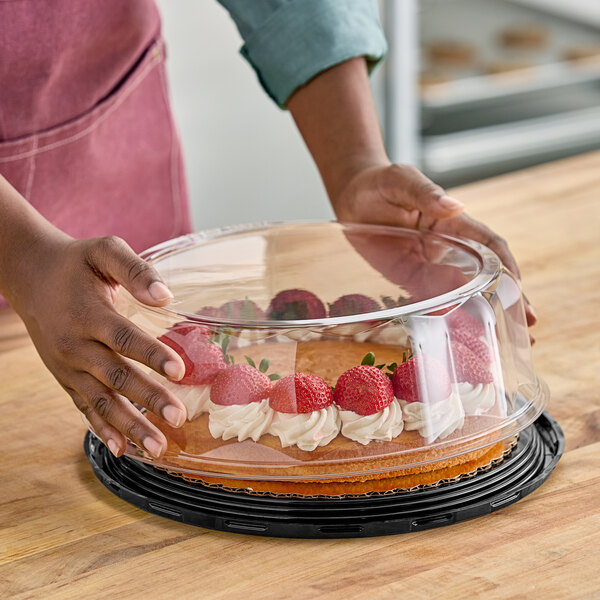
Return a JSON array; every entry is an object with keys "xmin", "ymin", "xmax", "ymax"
[{"xmin": 0, "ymin": 1, "xmax": 535, "ymax": 460}]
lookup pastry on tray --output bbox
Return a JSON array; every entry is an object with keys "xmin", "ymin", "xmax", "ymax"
[
  {"xmin": 426, "ymin": 41, "xmax": 477, "ymax": 68},
  {"xmin": 499, "ymin": 25, "xmax": 550, "ymax": 51}
]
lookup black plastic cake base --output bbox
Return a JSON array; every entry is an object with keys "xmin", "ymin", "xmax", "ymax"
[{"xmin": 84, "ymin": 412, "xmax": 564, "ymax": 538}]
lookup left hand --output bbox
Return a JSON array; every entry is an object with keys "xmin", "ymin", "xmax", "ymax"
[{"xmin": 332, "ymin": 163, "xmax": 537, "ymax": 328}]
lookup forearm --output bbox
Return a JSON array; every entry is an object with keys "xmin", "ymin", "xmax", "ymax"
[
  {"xmin": 287, "ymin": 57, "xmax": 389, "ymax": 204},
  {"xmin": 0, "ymin": 176, "xmax": 69, "ymax": 307}
]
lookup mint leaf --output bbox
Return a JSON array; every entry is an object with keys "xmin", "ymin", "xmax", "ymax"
[
  {"xmin": 244, "ymin": 355, "xmax": 256, "ymax": 368},
  {"xmin": 259, "ymin": 358, "xmax": 270, "ymax": 373},
  {"xmin": 268, "ymin": 373, "xmax": 281, "ymax": 381}
]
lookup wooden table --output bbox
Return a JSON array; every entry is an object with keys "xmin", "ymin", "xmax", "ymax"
[{"xmin": 1, "ymin": 152, "xmax": 599, "ymax": 599}]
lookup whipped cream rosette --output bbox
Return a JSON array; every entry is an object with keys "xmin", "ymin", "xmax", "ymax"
[
  {"xmin": 150, "ymin": 375, "xmax": 212, "ymax": 421},
  {"xmin": 392, "ymin": 354, "xmax": 464, "ymax": 442},
  {"xmin": 399, "ymin": 393, "xmax": 465, "ymax": 442},
  {"xmin": 334, "ymin": 361, "xmax": 403, "ymax": 445},
  {"xmin": 457, "ymin": 382, "xmax": 496, "ymax": 415},
  {"xmin": 448, "ymin": 335, "xmax": 496, "ymax": 416},
  {"xmin": 268, "ymin": 373, "xmax": 340, "ymax": 451},
  {"xmin": 208, "ymin": 364, "xmax": 274, "ymax": 442}
]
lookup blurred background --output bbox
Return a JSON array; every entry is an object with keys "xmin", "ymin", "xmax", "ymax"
[{"xmin": 156, "ymin": 0, "xmax": 600, "ymax": 230}]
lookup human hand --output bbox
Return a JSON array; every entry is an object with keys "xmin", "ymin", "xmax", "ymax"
[
  {"xmin": 10, "ymin": 233, "xmax": 188, "ymax": 458},
  {"xmin": 331, "ymin": 163, "xmax": 537, "ymax": 328}
]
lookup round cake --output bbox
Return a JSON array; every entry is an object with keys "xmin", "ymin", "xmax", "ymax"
[{"xmin": 143, "ymin": 334, "xmax": 510, "ymax": 496}]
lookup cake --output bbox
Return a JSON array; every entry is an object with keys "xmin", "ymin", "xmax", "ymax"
[{"xmin": 145, "ymin": 305, "xmax": 509, "ymax": 497}]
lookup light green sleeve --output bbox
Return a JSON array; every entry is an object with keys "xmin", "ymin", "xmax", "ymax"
[{"xmin": 217, "ymin": 0, "xmax": 388, "ymax": 107}]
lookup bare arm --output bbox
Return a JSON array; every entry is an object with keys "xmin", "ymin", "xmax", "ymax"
[
  {"xmin": 287, "ymin": 57, "xmax": 536, "ymax": 326},
  {"xmin": 0, "ymin": 175, "xmax": 187, "ymax": 457}
]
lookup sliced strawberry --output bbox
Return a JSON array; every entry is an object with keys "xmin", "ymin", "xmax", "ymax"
[
  {"xmin": 158, "ymin": 328, "xmax": 226, "ymax": 385},
  {"xmin": 210, "ymin": 364, "xmax": 272, "ymax": 406},
  {"xmin": 450, "ymin": 340, "xmax": 493, "ymax": 384},
  {"xmin": 267, "ymin": 289, "xmax": 326, "ymax": 320},
  {"xmin": 333, "ymin": 366, "xmax": 394, "ymax": 416},
  {"xmin": 220, "ymin": 299, "xmax": 265, "ymax": 320},
  {"xmin": 450, "ymin": 328, "xmax": 492, "ymax": 364},
  {"xmin": 328, "ymin": 294, "xmax": 380, "ymax": 318},
  {"xmin": 392, "ymin": 355, "xmax": 451, "ymax": 403},
  {"xmin": 269, "ymin": 373, "xmax": 333, "ymax": 414},
  {"xmin": 448, "ymin": 307, "xmax": 486, "ymax": 338}
]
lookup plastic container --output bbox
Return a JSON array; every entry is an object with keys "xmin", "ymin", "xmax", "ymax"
[{"xmin": 103, "ymin": 221, "xmax": 548, "ymax": 490}]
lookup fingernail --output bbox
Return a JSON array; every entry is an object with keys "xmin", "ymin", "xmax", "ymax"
[
  {"xmin": 163, "ymin": 405, "xmax": 185, "ymax": 427},
  {"xmin": 439, "ymin": 195, "xmax": 464, "ymax": 210},
  {"xmin": 528, "ymin": 304, "xmax": 538, "ymax": 321},
  {"xmin": 164, "ymin": 360, "xmax": 184, "ymax": 380},
  {"xmin": 149, "ymin": 281, "xmax": 173, "ymax": 302},
  {"xmin": 107, "ymin": 439, "xmax": 120, "ymax": 457},
  {"xmin": 527, "ymin": 306, "xmax": 538, "ymax": 326},
  {"xmin": 143, "ymin": 437, "xmax": 164, "ymax": 457}
]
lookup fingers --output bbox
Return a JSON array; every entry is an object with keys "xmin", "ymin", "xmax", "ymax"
[
  {"xmin": 68, "ymin": 388, "xmax": 126, "ymax": 457},
  {"xmin": 76, "ymin": 342, "xmax": 187, "ymax": 427},
  {"xmin": 93, "ymin": 312, "xmax": 185, "ymax": 381},
  {"xmin": 523, "ymin": 294, "xmax": 538, "ymax": 327},
  {"xmin": 433, "ymin": 214, "xmax": 538, "ymax": 328},
  {"xmin": 379, "ymin": 165, "xmax": 465, "ymax": 220},
  {"xmin": 72, "ymin": 373, "xmax": 169, "ymax": 458},
  {"xmin": 435, "ymin": 214, "xmax": 521, "ymax": 278},
  {"xmin": 84, "ymin": 235, "xmax": 174, "ymax": 307}
]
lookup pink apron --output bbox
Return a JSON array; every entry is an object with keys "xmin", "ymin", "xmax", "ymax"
[{"xmin": 0, "ymin": 1, "xmax": 193, "ymax": 307}]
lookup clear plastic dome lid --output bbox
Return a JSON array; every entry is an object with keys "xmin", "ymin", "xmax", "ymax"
[{"xmin": 109, "ymin": 222, "xmax": 547, "ymax": 487}]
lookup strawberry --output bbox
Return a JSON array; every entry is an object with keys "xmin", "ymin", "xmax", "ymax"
[
  {"xmin": 450, "ymin": 340, "xmax": 493, "ymax": 384},
  {"xmin": 333, "ymin": 366, "xmax": 394, "ymax": 416},
  {"xmin": 269, "ymin": 373, "xmax": 333, "ymax": 414},
  {"xmin": 158, "ymin": 328, "xmax": 226, "ymax": 385},
  {"xmin": 448, "ymin": 307, "xmax": 485, "ymax": 338},
  {"xmin": 392, "ymin": 355, "xmax": 451, "ymax": 404},
  {"xmin": 328, "ymin": 294, "xmax": 380, "ymax": 318},
  {"xmin": 196, "ymin": 306, "xmax": 226, "ymax": 319},
  {"xmin": 210, "ymin": 364, "xmax": 272, "ymax": 406},
  {"xmin": 220, "ymin": 298, "xmax": 265, "ymax": 320},
  {"xmin": 166, "ymin": 321, "xmax": 212, "ymax": 338},
  {"xmin": 450, "ymin": 328, "xmax": 492, "ymax": 364},
  {"xmin": 267, "ymin": 289, "xmax": 326, "ymax": 320}
]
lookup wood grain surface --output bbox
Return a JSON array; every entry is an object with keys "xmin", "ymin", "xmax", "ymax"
[{"xmin": 1, "ymin": 151, "xmax": 599, "ymax": 599}]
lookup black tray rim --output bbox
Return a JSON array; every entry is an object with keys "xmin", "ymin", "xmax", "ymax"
[{"xmin": 84, "ymin": 411, "xmax": 564, "ymax": 538}]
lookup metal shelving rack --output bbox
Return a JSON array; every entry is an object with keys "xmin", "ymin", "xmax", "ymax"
[{"xmin": 383, "ymin": 0, "xmax": 600, "ymax": 186}]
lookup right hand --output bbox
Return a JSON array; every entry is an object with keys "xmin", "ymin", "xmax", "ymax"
[
  {"xmin": 333, "ymin": 163, "xmax": 537, "ymax": 329},
  {"xmin": 10, "ymin": 233, "xmax": 188, "ymax": 458}
]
